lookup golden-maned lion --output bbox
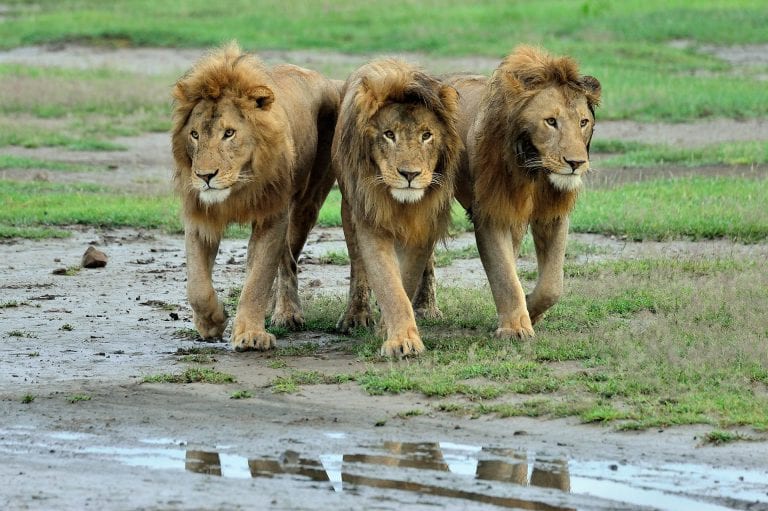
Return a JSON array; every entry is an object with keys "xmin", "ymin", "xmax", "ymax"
[
  {"xmin": 443, "ymin": 45, "xmax": 601, "ymax": 338},
  {"xmin": 171, "ymin": 43, "xmax": 340, "ymax": 351},
  {"xmin": 333, "ymin": 59, "xmax": 462, "ymax": 356}
]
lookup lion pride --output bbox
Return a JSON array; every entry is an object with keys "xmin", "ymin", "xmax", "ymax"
[
  {"xmin": 171, "ymin": 43, "xmax": 340, "ymax": 351},
  {"xmin": 333, "ymin": 59, "xmax": 462, "ymax": 356},
  {"xmin": 440, "ymin": 45, "xmax": 601, "ymax": 338}
]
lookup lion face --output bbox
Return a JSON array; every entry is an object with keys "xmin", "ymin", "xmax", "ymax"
[
  {"xmin": 182, "ymin": 98, "xmax": 257, "ymax": 205},
  {"xmin": 518, "ymin": 86, "xmax": 595, "ymax": 192},
  {"xmin": 369, "ymin": 103, "xmax": 444, "ymax": 204}
]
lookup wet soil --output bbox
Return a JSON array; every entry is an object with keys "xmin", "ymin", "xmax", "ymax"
[{"xmin": 1, "ymin": 44, "xmax": 768, "ymax": 510}]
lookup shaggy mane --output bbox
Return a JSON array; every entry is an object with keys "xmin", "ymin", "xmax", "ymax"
[
  {"xmin": 334, "ymin": 59, "xmax": 463, "ymax": 245},
  {"xmin": 171, "ymin": 42, "xmax": 294, "ymax": 242},
  {"xmin": 472, "ymin": 45, "xmax": 601, "ymax": 228}
]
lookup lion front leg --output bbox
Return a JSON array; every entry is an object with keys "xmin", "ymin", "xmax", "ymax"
[
  {"xmin": 526, "ymin": 216, "xmax": 568, "ymax": 325},
  {"xmin": 356, "ymin": 222, "xmax": 425, "ymax": 357},
  {"xmin": 186, "ymin": 229, "xmax": 228, "ymax": 339},
  {"xmin": 231, "ymin": 216, "xmax": 288, "ymax": 352},
  {"xmin": 475, "ymin": 221, "xmax": 534, "ymax": 340}
]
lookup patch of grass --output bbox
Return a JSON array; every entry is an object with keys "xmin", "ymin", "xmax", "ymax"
[
  {"xmin": 396, "ymin": 409, "xmax": 425, "ymax": 419},
  {"xmin": 316, "ymin": 250, "xmax": 350, "ymax": 266},
  {"xmin": 595, "ymin": 140, "xmax": 768, "ymax": 168},
  {"xmin": 173, "ymin": 328, "xmax": 202, "ymax": 341},
  {"xmin": 21, "ymin": 394, "xmax": 35, "ymax": 404},
  {"xmin": 434, "ymin": 245, "xmax": 479, "ymax": 267},
  {"xmin": 1, "ymin": 300, "xmax": 19, "ymax": 308},
  {"xmin": 59, "ymin": 323, "xmax": 74, "ymax": 331},
  {"xmin": 142, "ymin": 367, "xmax": 235, "ymax": 384},
  {"xmin": 701, "ymin": 430, "xmax": 749, "ymax": 445},
  {"xmin": 7, "ymin": 329, "xmax": 34, "ymax": 338},
  {"xmin": 270, "ymin": 370, "xmax": 353, "ymax": 393},
  {"xmin": 230, "ymin": 390, "xmax": 254, "ymax": 400},
  {"xmin": 273, "ymin": 343, "xmax": 320, "ymax": 357},
  {"xmin": 179, "ymin": 354, "xmax": 215, "ymax": 364},
  {"xmin": 572, "ymin": 177, "xmax": 768, "ymax": 242},
  {"xmin": 67, "ymin": 394, "xmax": 91, "ymax": 403},
  {"xmin": 308, "ymin": 247, "xmax": 768, "ymax": 430},
  {"xmin": 1, "ymin": 2, "xmax": 767, "ymax": 123},
  {"xmin": 267, "ymin": 359, "xmax": 288, "ymax": 369},
  {"xmin": 0, "ymin": 180, "xmax": 181, "ymax": 237},
  {"xmin": 0, "ymin": 155, "xmax": 98, "ymax": 172}
]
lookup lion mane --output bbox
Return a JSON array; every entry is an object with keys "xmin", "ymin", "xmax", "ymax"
[{"xmin": 334, "ymin": 59, "xmax": 462, "ymax": 245}]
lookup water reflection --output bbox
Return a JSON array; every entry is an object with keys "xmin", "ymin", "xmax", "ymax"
[{"xmin": 185, "ymin": 441, "xmax": 575, "ymax": 510}]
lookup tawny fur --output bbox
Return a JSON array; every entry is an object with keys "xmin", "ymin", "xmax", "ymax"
[{"xmin": 334, "ymin": 59, "xmax": 462, "ymax": 245}]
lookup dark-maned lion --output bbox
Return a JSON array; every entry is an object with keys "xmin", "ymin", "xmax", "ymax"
[
  {"xmin": 171, "ymin": 43, "xmax": 340, "ymax": 351},
  {"xmin": 333, "ymin": 59, "xmax": 462, "ymax": 356},
  {"xmin": 444, "ymin": 45, "xmax": 601, "ymax": 338}
]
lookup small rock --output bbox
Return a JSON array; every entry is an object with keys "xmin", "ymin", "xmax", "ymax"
[
  {"xmin": 308, "ymin": 279, "xmax": 322, "ymax": 288},
  {"xmin": 52, "ymin": 268, "xmax": 68, "ymax": 275},
  {"xmin": 82, "ymin": 246, "xmax": 108, "ymax": 268}
]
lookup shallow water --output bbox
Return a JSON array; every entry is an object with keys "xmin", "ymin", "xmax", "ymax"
[{"xmin": 1, "ymin": 428, "xmax": 764, "ymax": 510}]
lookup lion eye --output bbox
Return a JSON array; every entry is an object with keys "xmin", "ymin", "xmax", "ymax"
[
  {"xmin": 580, "ymin": 119, "xmax": 589, "ymax": 128},
  {"xmin": 545, "ymin": 118, "xmax": 557, "ymax": 127},
  {"xmin": 223, "ymin": 128, "xmax": 235, "ymax": 139},
  {"xmin": 383, "ymin": 130, "xmax": 396, "ymax": 141},
  {"xmin": 422, "ymin": 131, "xmax": 432, "ymax": 141},
  {"xmin": 190, "ymin": 130, "xmax": 199, "ymax": 139}
]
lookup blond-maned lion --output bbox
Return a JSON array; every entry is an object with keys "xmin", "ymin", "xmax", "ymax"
[
  {"xmin": 171, "ymin": 43, "xmax": 341, "ymax": 351},
  {"xmin": 441, "ymin": 45, "xmax": 601, "ymax": 339},
  {"xmin": 333, "ymin": 59, "xmax": 462, "ymax": 356}
]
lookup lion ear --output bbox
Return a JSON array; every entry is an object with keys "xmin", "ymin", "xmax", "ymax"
[
  {"xmin": 438, "ymin": 84, "xmax": 460, "ymax": 115},
  {"xmin": 249, "ymin": 85, "xmax": 274, "ymax": 110},
  {"xmin": 580, "ymin": 75, "xmax": 602, "ymax": 102},
  {"xmin": 356, "ymin": 76, "xmax": 381, "ymax": 119}
]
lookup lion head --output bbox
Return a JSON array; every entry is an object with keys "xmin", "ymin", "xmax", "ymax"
[
  {"xmin": 334, "ymin": 59, "xmax": 462, "ymax": 242},
  {"xmin": 468, "ymin": 45, "xmax": 601, "ymax": 225},
  {"xmin": 171, "ymin": 43, "xmax": 294, "ymax": 238}
]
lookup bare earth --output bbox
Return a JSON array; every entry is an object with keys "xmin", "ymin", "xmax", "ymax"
[{"xmin": 1, "ymin": 45, "xmax": 768, "ymax": 510}]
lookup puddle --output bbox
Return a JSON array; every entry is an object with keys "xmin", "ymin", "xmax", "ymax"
[{"xmin": 1, "ymin": 429, "xmax": 766, "ymax": 510}]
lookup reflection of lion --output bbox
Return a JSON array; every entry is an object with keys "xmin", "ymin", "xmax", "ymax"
[
  {"xmin": 171, "ymin": 43, "xmax": 340, "ymax": 351},
  {"xmin": 443, "ymin": 46, "xmax": 601, "ymax": 338},
  {"xmin": 333, "ymin": 59, "xmax": 462, "ymax": 356}
]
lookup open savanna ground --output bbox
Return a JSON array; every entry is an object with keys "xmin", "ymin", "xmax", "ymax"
[{"xmin": 1, "ymin": 1, "xmax": 767, "ymax": 509}]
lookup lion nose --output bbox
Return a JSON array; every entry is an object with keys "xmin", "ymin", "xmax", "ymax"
[
  {"xmin": 564, "ymin": 158, "xmax": 585, "ymax": 172},
  {"xmin": 195, "ymin": 169, "xmax": 219, "ymax": 184},
  {"xmin": 397, "ymin": 168, "xmax": 421, "ymax": 183}
]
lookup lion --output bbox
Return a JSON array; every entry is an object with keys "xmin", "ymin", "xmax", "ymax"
[
  {"xmin": 436, "ymin": 45, "xmax": 601, "ymax": 339},
  {"xmin": 333, "ymin": 59, "xmax": 463, "ymax": 356},
  {"xmin": 171, "ymin": 43, "xmax": 341, "ymax": 351}
]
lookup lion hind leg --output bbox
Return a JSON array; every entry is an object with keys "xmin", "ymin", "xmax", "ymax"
[
  {"xmin": 337, "ymin": 197, "xmax": 374, "ymax": 332},
  {"xmin": 412, "ymin": 253, "xmax": 442, "ymax": 320}
]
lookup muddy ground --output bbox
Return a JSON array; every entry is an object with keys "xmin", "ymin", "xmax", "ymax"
[{"xmin": 1, "ymin": 45, "xmax": 768, "ymax": 510}]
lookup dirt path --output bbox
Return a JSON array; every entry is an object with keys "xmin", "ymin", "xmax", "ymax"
[{"xmin": 2, "ymin": 44, "xmax": 768, "ymax": 510}]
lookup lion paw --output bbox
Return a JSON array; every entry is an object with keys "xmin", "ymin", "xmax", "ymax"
[
  {"xmin": 336, "ymin": 305, "xmax": 373, "ymax": 333},
  {"xmin": 414, "ymin": 305, "xmax": 443, "ymax": 321},
  {"xmin": 271, "ymin": 308, "xmax": 305, "ymax": 330},
  {"xmin": 494, "ymin": 320, "xmax": 535, "ymax": 340},
  {"xmin": 193, "ymin": 304, "xmax": 228, "ymax": 339},
  {"xmin": 380, "ymin": 330, "xmax": 425, "ymax": 358},
  {"xmin": 231, "ymin": 324, "xmax": 276, "ymax": 352}
]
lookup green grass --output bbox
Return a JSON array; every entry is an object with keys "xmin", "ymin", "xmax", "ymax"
[
  {"xmin": 1, "ymin": 1, "xmax": 766, "ymax": 123},
  {"xmin": 67, "ymin": 394, "xmax": 91, "ymax": 403},
  {"xmin": 595, "ymin": 140, "xmax": 768, "ymax": 168},
  {"xmin": 572, "ymin": 176, "xmax": 768, "ymax": 242},
  {"xmin": 142, "ymin": 367, "xmax": 236, "ymax": 384},
  {"xmin": 317, "ymin": 252, "xmax": 768, "ymax": 430},
  {"xmin": 230, "ymin": 390, "xmax": 254, "ymax": 399},
  {"xmin": 0, "ymin": 155, "xmax": 98, "ymax": 172},
  {"xmin": 0, "ymin": 181, "xmax": 181, "ymax": 238}
]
